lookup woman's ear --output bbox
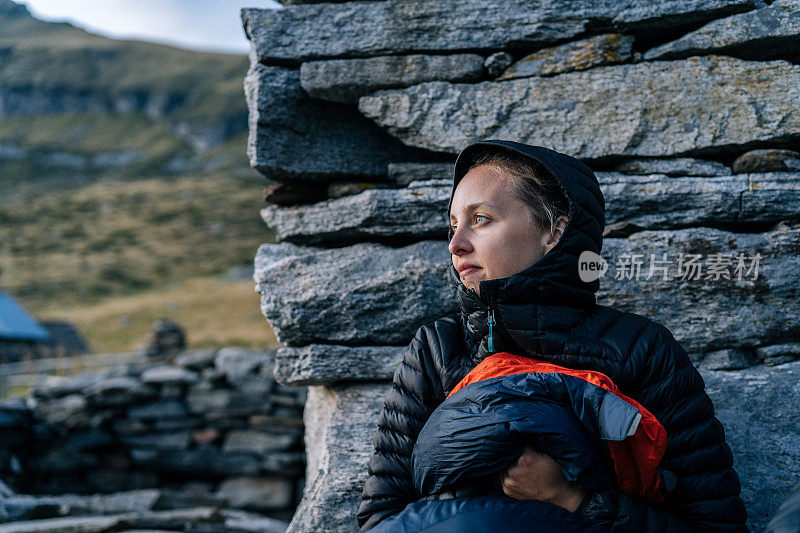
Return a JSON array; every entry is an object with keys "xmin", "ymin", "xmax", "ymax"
[{"xmin": 543, "ymin": 215, "xmax": 568, "ymax": 253}]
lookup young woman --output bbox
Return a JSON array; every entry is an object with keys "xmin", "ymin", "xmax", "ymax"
[{"xmin": 357, "ymin": 140, "xmax": 748, "ymax": 532}]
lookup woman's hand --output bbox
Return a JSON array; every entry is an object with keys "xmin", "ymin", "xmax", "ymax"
[{"xmin": 499, "ymin": 444, "xmax": 586, "ymax": 512}]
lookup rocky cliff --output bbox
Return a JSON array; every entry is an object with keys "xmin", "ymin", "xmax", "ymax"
[
  {"xmin": 0, "ymin": 0, "xmax": 252, "ymax": 202},
  {"xmin": 244, "ymin": 1, "xmax": 800, "ymax": 531}
]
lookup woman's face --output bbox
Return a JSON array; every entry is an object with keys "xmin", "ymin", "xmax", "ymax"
[{"xmin": 448, "ymin": 164, "xmax": 567, "ymax": 297}]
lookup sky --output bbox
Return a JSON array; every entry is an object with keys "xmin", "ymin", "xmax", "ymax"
[{"xmin": 21, "ymin": 0, "xmax": 282, "ymax": 54}]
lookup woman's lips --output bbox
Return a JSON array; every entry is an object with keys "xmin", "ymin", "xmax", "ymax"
[{"xmin": 459, "ymin": 266, "xmax": 481, "ymax": 278}]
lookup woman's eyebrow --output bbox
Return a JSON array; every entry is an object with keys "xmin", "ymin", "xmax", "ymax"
[{"xmin": 449, "ymin": 202, "xmax": 498, "ymax": 221}]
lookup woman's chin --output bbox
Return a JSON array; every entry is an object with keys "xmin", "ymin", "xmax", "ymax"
[{"xmin": 460, "ymin": 278, "xmax": 483, "ymax": 296}]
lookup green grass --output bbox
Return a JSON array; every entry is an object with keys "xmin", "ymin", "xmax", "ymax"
[
  {"xmin": 38, "ymin": 276, "xmax": 279, "ymax": 353},
  {"xmin": 0, "ymin": 113, "xmax": 183, "ymax": 153},
  {"xmin": 0, "ymin": 174, "xmax": 275, "ymax": 314}
]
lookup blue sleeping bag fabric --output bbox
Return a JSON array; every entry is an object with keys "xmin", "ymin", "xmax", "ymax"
[
  {"xmin": 412, "ymin": 372, "xmax": 642, "ymax": 496},
  {"xmin": 370, "ymin": 493, "xmax": 608, "ymax": 533}
]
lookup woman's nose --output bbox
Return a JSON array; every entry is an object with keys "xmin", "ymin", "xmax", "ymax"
[{"xmin": 448, "ymin": 226, "xmax": 473, "ymax": 255}]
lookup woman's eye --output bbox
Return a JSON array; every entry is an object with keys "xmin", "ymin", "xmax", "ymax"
[{"xmin": 474, "ymin": 215, "xmax": 488, "ymax": 224}]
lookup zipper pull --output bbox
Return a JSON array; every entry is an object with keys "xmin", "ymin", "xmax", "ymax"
[{"xmin": 487, "ymin": 308, "xmax": 495, "ymax": 353}]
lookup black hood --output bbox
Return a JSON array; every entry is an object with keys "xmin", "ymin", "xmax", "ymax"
[{"xmin": 448, "ymin": 140, "xmax": 606, "ymax": 357}]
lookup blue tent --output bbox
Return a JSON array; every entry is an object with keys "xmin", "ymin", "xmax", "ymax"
[{"xmin": 0, "ymin": 291, "xmax": 51, "ymax": 342}]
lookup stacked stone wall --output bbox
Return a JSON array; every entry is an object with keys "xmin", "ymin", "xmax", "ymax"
[
  {"xmin": 0, "ymin": 348, "xmax": 304, "ymax": 531},
  {"xmin": 243, "ymin": 1, "xmax": 800, "ymax": 530}
]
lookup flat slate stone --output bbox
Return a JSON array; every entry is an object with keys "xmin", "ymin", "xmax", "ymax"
[
  {"xmin": 484, "ymin": 52, "xmax": 514, "ymax": 78},
  {"xmin": 126, "ymin": 401, "xmax": 187, "ymax": 421},
  {"xmin": 258, "ymin": 172, "xmax": 800, "ymax": 246},
  {"xmin": 738, "ymin": 173, "xmax": 800, "ymax": 222},
  {"xmin": 756, "ymin": 343, "xmax": 800, "ymax": 366},
  {"xmin": 2, "ymin": 490, "xmax": 161, "ymax": 522},
  {"xmin": 0, "ymin": 515, "xmax": 125, "ymax": 533},
  {"xmin": 185, "ymin": 389, "xmax": 232, "ymax": 415},
  {"xmin": 387, "ymin": 163, "xmax": 453, "ymax": 186},
  {"xmin": 254, "ymin": 241, "xmax": 457, "ymax": 346},
  {"xmin": 599, "ymin": 172, "xmax": 800, "ymax": 228},
  {"xmin": 242, "ymin": 0, "xmax": 757, "ymax": 62},
  {"xmin": 254, "ymin": 224, "xmax": 800, "ymax": 355},
  {"xmin": 140, "ymin": 366, "xmax": 199, "ymax": 386},
  {"xmin": 704, "ymin": 360, "xmax": 800, "ymax": 531},
  {"xmin": 222, "ymin": 430, "xmax": 298, "ymax": 454},
  {"xmin": 359, "ymin": 55, "xmax": 800, "ymax": 160},
  {"xmin": 260, "ymin": 180, "xmax": 450, "ymax": 245},
  {"xmin": 273, "ymin": 344, "xmax": 402, "ymax": 385},
  {"xmin": 35, "ymin": 394, "xmax": 88, "ymax": 426},
  {"xmin": 599, "ymin": 224, "xmax": 800, "ymax": 357},
  {"xmin": 285, "ymin": 383, "xmax": 389, "ymax": 533},
  {"xmin": 499, "ymin": 34, "xmax": 634, "ymax": 79},
  {"xmin": 31, "ymin": 374, "xmax": 104, "ymax": 400},
  {"xmin": 216, "ymin": 477, "xmax": 294, "ymax": 511},
  {"xmin": 300, "ymin": 54, "xmax": 484, "ymax": 104},
  {"xmin": 221, "ymin": 509, "xmax": 289, "ymax": 533},
  {"xmin": 614, "ymin": 157, "xmax": 731, "ymax": 176},
  {"xmin": 174, "ymin": 348, "xmax": 218, "ymax": 370},
  {"xmin": 118, "ymin": 432, "xmax": 192, "ymax": 451},
  {"xmin": 644, "ymin": 0, "xmax": 800, "ymax": 62},
  {"xmin": 244, "ymin": 62, "xmax": 424, "ymax": 182},
  {"xmin": 128, "ymin": 448, "xmax": 262, "ymax": 478},
  {"xmin": 83, "ymin": 377, "xmax": 156, "ymax": 407},
  {"xmin": 732, "ymin": 149, "xmax": 800, "ymax": 173},
  {"xmin": 697, "ymin": 347, "xmax": 756, "ymax": 370}
]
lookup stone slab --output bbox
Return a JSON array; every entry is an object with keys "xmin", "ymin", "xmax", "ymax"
[
  {"xmin": 300, "ymin": 54, "xmax": 484, "ymax": 104},
  {"xmin": 704, "ymin": 360, "xmax": 800, "ymax": 531},
  {"xmin": 614, "ymin": 157, "xmax": 731, "ymax": 177},
  {"xmin": 254, "ymin": 241, "xmax": 457, "ymax": 345},
  {"xmin": 254, "ymin": 224, "xmax": 800, "ymax": 355},
  {"xmin": 242, "ymin": 0, "xmax": 757, "ymax": 62},
  {"xmin": 733, "ymin": 149, "xmax": 800, "ymax": 174},
  {"xmin": 286, "ymin": 383, "xmax": 389, "ymax": 533},
  {"xmin": 260, "ymin": 181, "xmax": 450, "ymax": 245},
  {"xmin": 499, "ymin": 34, "xmax": 634, "ymax": 79},
  {"xmin": 244, "ymin": 62, "xmax": 424, "ymax": 182},
  {"xmin": 387, "ymin": 163, "xmax": 453, "ymax": 186},
  {"xmin": 645, "ymin": 0, "xmax": 800, "ymax": 62},
  {"xmin": 599, "ymin": 224, "xmax": 800, "ymax": 357},
  {"xmin": 359, "ymin": 56, "xmax": 800, "ymax": 160},
  {"xmin": 273, "ymin": 345, "xmax": 402, "ymax": 386},
  {"xmin": 259, "ymin": 172, "xmax": 800, "ymax": 246}
]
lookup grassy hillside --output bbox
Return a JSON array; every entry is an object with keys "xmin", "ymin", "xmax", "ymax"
[
  {"xmin": 39, "ymin": 276, "xmax": 278, "ymax": 353},
  {"xmin": 0, "ymin": 174, "xmax": 273, "ymax": 312},
  {"xmin": 0, "ymin": 172, "xmax": 279, "ymax": 352}
]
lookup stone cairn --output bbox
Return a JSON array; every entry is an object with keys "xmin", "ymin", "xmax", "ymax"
[
  {"xmin": 243, "ymin": 0, "xmax": 800, "ymax": 531},
  {"xmin": 0, "ymin": 347, "xmax": 305, "ymax": 532}
]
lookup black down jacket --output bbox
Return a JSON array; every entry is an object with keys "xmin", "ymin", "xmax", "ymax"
[{"xmin": 357, "ymin": 140, "xmax": 748, "ymax": 532}]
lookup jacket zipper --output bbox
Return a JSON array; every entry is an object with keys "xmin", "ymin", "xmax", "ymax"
[
  {"xmin": 484, "ymin": 283, "xmax": 498, "ymax": 354},
  {"xmin": 487, "ymin": 306, "xmax": 496, "ymax": 352}
]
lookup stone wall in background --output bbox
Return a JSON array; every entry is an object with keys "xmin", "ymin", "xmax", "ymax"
[
  {"xmin": 0, "ymin": 348, "xmax": 305, "ymax": 532},
  {"xmin": 243, "ymin": 1, "xmax": 800, "ymax": 531}
]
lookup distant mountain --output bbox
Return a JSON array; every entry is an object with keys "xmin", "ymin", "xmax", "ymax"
[{"xmin": 0, "ymin": 0, "xmax": 254, "ymax": 201}]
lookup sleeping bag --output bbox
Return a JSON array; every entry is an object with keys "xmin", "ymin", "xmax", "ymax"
[{"xmin": 372, "ymin": 352, "xmax": 668, "ymax": 532}]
